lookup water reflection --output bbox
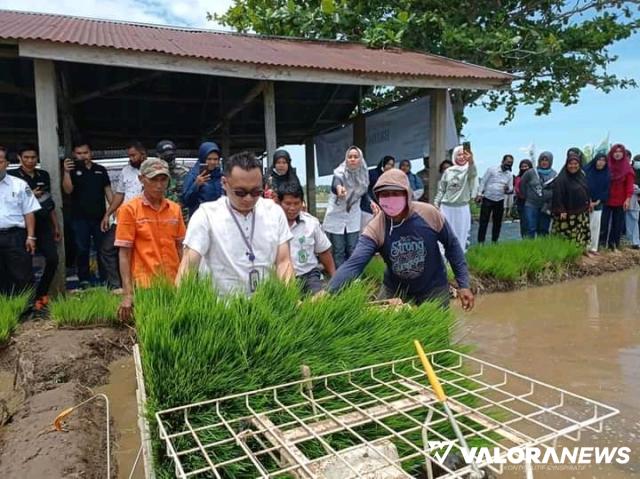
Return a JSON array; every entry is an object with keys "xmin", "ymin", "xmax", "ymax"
[{"xmin": 457, "ymin": 269, "xmax": 640, "ymax": 478}]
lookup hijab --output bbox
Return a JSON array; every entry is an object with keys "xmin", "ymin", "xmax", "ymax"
[
  {"xmin": 518, "ymin": 159, "xmax": 533, "ymax": 178},
  {"xmin": 584, "ymin": 152, "xmax": 610, "ymax": 203},
  {"xmin": 537, "ymin": 151, "xmax": 556, "ymax": 183},
  {"xmin": 334, "ymin": 146, "xmax": 369, "ymax": 209},
  {"xmin": 269, "ymin": 149, "xmax": 300, "ymax": 190},
  {"xmin": 551, "ymin": 149, "xmax": 590, "ymax": 215},
  {"xmin": 607, "ymin": 144, "xmax": 633, "ymax": 182}
]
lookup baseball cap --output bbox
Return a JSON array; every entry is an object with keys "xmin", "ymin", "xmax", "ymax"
[
  {"xmin": 156, "ymin": 140, "xmax": 176, "ymax": 156},
  {"xmin": 140, "ymin": 158, "xmax": 170, "ymax": 178}
]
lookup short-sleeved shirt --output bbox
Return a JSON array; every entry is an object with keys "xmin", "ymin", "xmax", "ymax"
[
  {"xmin": 8, "ymin": 167, "xmax": 55, "ymax": 222},
  {"xmin": 0, "ymin": 174, "xmax": 41, "ymax": 229},
  {"xmin": 69, "ymin": 161, "xmax": 111, "ymax": 220},
  {"xmin": 116, "ymin": 164, "xmax": 143, "ymax": 202},
  {"xmin": 184, "ymin": 197, "xmax": 293, "ymax": 295},
  {"xmin": 289, "ymin": 212, "xmax": 332, "ymax": 276},
  {"xmin": 114, "ymin": 195, "xmax": 186, "ymax": 287}
]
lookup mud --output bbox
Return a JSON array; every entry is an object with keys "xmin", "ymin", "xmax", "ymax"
[
  {"xmin": 0, "ymin": 321, "xmax": 134, "ymax": 479},
  {"xmin": 470, "ymin": 248, "xmax": 640, "ymax": 294}
]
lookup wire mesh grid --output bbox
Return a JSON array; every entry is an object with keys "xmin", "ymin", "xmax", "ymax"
[{"xmin": 155, "ymin": 349, "xmax": 619, "ymax": 479}]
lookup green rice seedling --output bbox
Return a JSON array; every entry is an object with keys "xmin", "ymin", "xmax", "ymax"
[
  {"xmin": 136, "ymin": 275, "xmax": 474, "ymax": 477},
  {"xmin": 363, "ymin": 255, "xmax": 386, "ymax": 284},
  {"xmin": 466, "ymin": 236, "xmax": 582, "ymax": 282},
  {"xmin": 49, "ymin": 287, "xmax": 120, "ymax": 326},
  {"xmin": 0, "ymin": 292, "xmax": 30, "ymax": 344}
]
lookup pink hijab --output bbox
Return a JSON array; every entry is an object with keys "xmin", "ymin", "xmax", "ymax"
[{"xmin": 607, "ymin": 144, "xmax": 633, "ymax": 182}]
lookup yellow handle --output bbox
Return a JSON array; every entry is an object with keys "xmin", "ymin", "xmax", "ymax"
[
  {"xmin": 414, "ymin": 340, "xmax": 447, "ymax": 402},
  {"xmin": 53, "ymin": 407, "xmax": 75, "ymax": 431}
]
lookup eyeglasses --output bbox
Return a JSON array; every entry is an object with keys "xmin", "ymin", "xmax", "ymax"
[{"xmin": 232, "ymin": 188, "xmax": 263, "ymax": 198}]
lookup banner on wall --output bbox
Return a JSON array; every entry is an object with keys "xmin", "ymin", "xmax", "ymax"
[
  {"xmin": 314, "ymin": 123, "xmax": 354, "ymax": 176},
  {"xmin": 314, "ymin": 93, "xmax": 458, "ymax": 176},
  {"xmin": 365, "ymin": 96, "xmax": 458, "ymax": 166}
]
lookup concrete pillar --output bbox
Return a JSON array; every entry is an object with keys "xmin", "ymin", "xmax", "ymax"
[
  {"xmin": 304, "ymin": 139, "xmax": 316, "ymax": 216},
  {"xmin": 429, "ymin": 89, "xmax": 447, "ymax": 203},
  {"xmin": 263, "ymin": 81, "xmax": 277, "ymax": 162},
  {"xmin": 34, "ymin": 59, "xmax": 65, "ymax": 294}
]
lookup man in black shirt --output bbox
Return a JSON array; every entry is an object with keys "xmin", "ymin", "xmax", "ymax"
[
  {"xmin": 9, "ymin": 145, "xmax": 61, "ymax": 309},
  {"xmin": 62, "ymin": 142, "xmax": 113, "ymax": 288}
]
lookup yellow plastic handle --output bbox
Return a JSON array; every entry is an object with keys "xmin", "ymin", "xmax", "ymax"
[{"xmin": 414, "ymin": 340, "xmax": 447, "ymax": 402}]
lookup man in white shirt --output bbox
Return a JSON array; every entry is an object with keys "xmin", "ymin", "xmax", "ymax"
[
  {"xmin": 0, "ymin": 147, "xmax": 41, "ymax": 296},
  {"xmin": 100, "ymin": 141, "xmax": 146, "ymax": 289},
  {"xmin": 277, "ymin": 182, "xmax": 335, "ymax": 294},
  {"xmin": 176, "ymin": 151, "xmax": 294, "ymax": 295},
  {"xmin": 476, "ymin": 154, "xmax": 514, "ymax": 244}
]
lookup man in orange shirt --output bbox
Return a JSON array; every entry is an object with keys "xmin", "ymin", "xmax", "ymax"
[{"xmin": 115, "ymin": 158, "xmax": 186, "ymax": 321}]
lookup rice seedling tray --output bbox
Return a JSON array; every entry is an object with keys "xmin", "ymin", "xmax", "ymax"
[{"xmin": 154, "ymin": 350, "xmax": 619, "ymax": 479}]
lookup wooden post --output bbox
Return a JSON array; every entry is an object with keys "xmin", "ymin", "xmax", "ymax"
[
  {"xmin": 304, "ymin": 139, "xmax": 316, "ymax": 216},
  {"xmin": 429, "ymin": 89, "xmax": 447, "ymax": 203},
  {"xmin": 263, "ymin": 81, "xmax": 277, "ymax": 162},
  {"xmin": 33, "ymin": 59, "xmax": 65, "ymax": 294}
]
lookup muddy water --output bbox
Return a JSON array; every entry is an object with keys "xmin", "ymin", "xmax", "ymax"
[
  {"xmin": 458, "ymin": 268, "xmax": 640, "ymax": 478},
  {"xmin": 97, "ymin": 356, "xmax": 144, "ymax": 479}
]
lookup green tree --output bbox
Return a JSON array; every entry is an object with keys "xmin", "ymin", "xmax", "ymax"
[{"xmin": 213, "ymin": 0, "xmax": 639, "ymax": 132}]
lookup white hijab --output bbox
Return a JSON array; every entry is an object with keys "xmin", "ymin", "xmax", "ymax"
[{"xmin": 333, "ymin": 146, "xmax": 369, "ymax": 208}]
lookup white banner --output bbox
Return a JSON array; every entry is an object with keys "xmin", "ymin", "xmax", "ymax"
[
  {"xmin": 365, "ymin": 95, "xmax": 458, "ymax": 166},
  {"xmin": 314, "ymin": 123, "xmax": 354, "ymax": 176}
]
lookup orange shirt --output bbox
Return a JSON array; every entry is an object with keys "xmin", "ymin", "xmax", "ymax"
[{"xmin": 115, "ymin": 195, "xmax": 186, "ymax": 287}]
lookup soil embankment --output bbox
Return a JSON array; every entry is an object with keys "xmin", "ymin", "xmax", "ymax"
[{"xmin": 0, "ymin": 322, "xmax": 133, "ymax": 478}]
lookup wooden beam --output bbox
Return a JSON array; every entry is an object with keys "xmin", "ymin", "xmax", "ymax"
[
  {"xmin": 71, "ymin": 71, "xmax": 163, "ymax": 104},
  {"xmin": 263, "ymin": 81, "xmax": 277, "ymax": 161},
  {"xmin": 208, "ymin": 81, "xmax": 265, "ymax": 135},
  {"xmin": 20, "ymin": 40, "xmax": 512, "ymax": 91},
  {"xmin": 33, "ymin": 59, "xmax": 66, "ymax": 295},
  {"xmin": 305, "ymin": 139, "xmax": 317, "ymax": 216},
  {"xmin": 429, "ymin": 89, "xmax": 447, "ymax": 203}
]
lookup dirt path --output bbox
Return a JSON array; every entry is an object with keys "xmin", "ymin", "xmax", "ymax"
[{"xmin": 0, "ymin": 321, "xmax": 134, "ymax": 479}]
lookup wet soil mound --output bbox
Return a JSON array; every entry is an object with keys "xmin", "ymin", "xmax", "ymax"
[{"xmin": 0, "ymin": 321, "xmax": 133, "ymax": 479}]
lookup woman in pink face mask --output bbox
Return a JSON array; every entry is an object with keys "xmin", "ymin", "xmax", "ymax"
[{"xmin": 327, "ymin": 168, "xmax": 474, "ymax": 311}]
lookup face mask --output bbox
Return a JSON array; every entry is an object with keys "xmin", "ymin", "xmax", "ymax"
[
  {"xmin": 379, "ymin": 196, "xmax": 406, "ymax": 217},
  {"xmin": 502, "ymin": 164, "xmax": 512, "ymax": 172}
]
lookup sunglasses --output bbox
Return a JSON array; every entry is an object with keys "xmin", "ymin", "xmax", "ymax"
[{"xmin": 231, "ymin": 188, "xmax": 263, "ymax": 198}]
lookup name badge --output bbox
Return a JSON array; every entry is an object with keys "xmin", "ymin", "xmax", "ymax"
[{"xmin": 249, "ymin": 269, "xmax": 260, "ymax": 293}]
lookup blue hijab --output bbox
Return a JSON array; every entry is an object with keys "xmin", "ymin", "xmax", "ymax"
[{"xmin": 584, "ymin": 152, "xmax": 610, "ymax": 203}]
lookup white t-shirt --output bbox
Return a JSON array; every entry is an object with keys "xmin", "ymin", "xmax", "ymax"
[
  {"xmin": 289, "ymin": 212, "xmax": 332, "ymax": 276},
  {"xmin": 184, "ymin": 197, "xmax": 292, "ymax": 295},
  {"xmin": 117, "ymin": 164, "xmax": 143, "ymax": 202}
]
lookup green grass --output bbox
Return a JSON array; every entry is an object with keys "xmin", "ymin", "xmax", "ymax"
[
  {"xmin": 135, "ymin": 276, "xmax": 466, "ymax": 477},
  {"xmin": 466, "ymin": 236, "xmax": 583, "ymax": 282},
  {"xmin": 0, "ymin": 292, "xmax": 30, "ymax": 344},
  {"xmin": 49, "ymin": 287, "xmax": 120, "ymax": 326}
]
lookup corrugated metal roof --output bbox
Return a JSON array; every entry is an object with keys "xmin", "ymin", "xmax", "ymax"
[{"xmin": 0, "ymin": 10, "xmax": 513, "ymax": 83}]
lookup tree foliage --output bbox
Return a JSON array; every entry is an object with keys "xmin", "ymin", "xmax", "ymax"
[{"xmin": 213, "ymin": 1, "xmax": 639, "ymax": 130}]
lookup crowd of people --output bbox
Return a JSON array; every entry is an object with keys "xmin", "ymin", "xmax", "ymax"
[{"xmin": 1, "ymin": 138, "xmax": 639, "ymax": 319}]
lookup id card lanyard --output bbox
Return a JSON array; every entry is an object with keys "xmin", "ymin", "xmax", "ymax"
[{"xmin": 227, "ymin": 202, "xmax": 260, "ymax": 292}]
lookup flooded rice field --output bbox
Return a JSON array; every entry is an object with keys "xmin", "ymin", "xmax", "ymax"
[{"xmin": 459, "ymin": 268, "xmax": 640, "ymax": 478}]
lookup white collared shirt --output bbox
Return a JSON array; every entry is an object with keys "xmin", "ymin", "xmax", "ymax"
[
  {"xmin": 184, "ymin": 197, "xmax": 292, "ymax": 295},
  {"xmin": 116, "ymin": 164, "xmax": 143, "ymax": 202},
  {"xmin": 0, "ymin": 174, "xmax": 41, "ymax": 229},
  {"xmin": 289, "ymin": 211, "xmax": 332, "ymax": 276}
]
